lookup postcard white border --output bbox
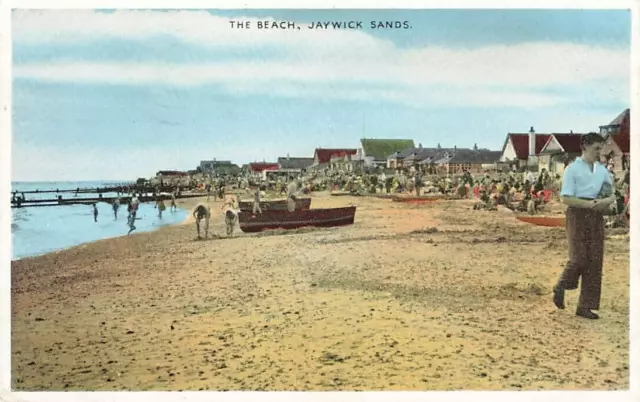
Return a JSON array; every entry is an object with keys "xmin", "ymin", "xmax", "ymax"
[{"xmin": 0, "ymin": 1, "xmax": 638, "ymax": 402}]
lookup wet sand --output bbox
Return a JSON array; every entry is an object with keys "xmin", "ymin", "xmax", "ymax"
[{"xmin": 11, "ymin": 193, "xmax": 630, "ymax": 390}]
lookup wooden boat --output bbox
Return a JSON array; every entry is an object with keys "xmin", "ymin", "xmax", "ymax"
[
  {"xmin": 238, "ymin": 198, "xmax": 311, "ymax": 212},
  {"xmin": 392, "ymin": 195, "xmax": 444, "ymax": 204},
  {"xmin": 516, "ymin": 215, "xmax": 566, "ymax": 227},
  {"xmin": 238, "ymin": 206, "xmax": 357, "ymax": 233}
]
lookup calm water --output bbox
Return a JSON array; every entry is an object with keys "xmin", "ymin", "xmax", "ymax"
[{"xmin": 11, "ymin": 181, "xmax": 189, "ymax": 261}]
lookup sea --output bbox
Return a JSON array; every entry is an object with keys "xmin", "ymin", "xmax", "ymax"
[{"xmin": 10, "ymin": 181, "xmax": 189, "ymax": 261}]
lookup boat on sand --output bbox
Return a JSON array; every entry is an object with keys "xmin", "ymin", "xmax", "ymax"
[
  {"xmin": 516, "ymin": 215, "xmax": 565, "ymax": 227},
  {"xmin": 238, "ymin": 206, "xmax": 357, "ymax": 233},
  {"xmin": 238, "ymin": 198, "xmax": 311, "ymax": 212}
]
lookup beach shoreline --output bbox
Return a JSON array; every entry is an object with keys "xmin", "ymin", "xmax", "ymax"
[
  {"xmin": 10, "ymin": 195, "xmax": 210, "ymax": 262},
  {"xmin": 11, "ymin": 192, "xmax": 630, "ymax": 391}
]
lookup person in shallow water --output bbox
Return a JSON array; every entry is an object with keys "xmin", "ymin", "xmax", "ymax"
[
  {"xmin": 156, "ymin": 198, "xmax": 166, "ymax": 218},
  {"xmin": 112, "ymin": 198, "xmax": 120, "ymax": 220},
  {"xmin": 170, "ymin": 192, "xmax": 177, "ymax": 212},
  {"xmin": 553, "ymin": 133, "xmax": 616, "ymax": 320},
  {"xmin": 92, "ymin": 203, "xmax": 98, "ymax": 223}
]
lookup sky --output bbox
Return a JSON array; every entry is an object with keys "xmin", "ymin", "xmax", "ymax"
[{"xmin": 11, "ymin": 9, "xmax": 631, "ymax": 181}]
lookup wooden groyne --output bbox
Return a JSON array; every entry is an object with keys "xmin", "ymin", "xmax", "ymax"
[
  {"xmin": 12, "ymin": 182, "xmax": 136, "ymax": 195},
  {"xmin": 11, "ymin": 192, "xmax": 206, "ymax": 209}
]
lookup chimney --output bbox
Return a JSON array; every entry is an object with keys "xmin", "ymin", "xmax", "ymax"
[{"xmin": 528, "ymin": 126, "xmax": 536, "ymax": 157}]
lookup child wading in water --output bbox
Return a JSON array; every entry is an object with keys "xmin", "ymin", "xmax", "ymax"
[{"xmin": 156, "ymin": 199, "xmax": 166, "ymax": 218}]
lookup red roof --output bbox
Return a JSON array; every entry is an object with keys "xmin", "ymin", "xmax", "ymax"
[
  {"xmin": 551, "ymin": 134, "xmax": 584, "ymax": 154},
  {"xmin": 249, "ymin": 162, "xmax": 279, "ymax": 172},
  {"xmin": 613, "ymin": 132, "xmax": 630, "ymax": 154},
  {"xmin": 314, "ymin": 148, "xmax": 358, "ymax": 164},
  {"xmin": 507, "ymin": 134, "xmax": 552, "ymax": 159}
]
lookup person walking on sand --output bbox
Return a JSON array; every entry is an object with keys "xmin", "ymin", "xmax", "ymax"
[
  {"xmin": 552, "ymin": 133, "xmax": 616, "ymax": 320},
  {"xmin": 193, "ymin": 203, "xmax": 211, "ymax": 240},
  {"xmin": 112, "ymin": 198, "xmax": 120, "ymax": 220},
  {"xmin": 221, "ymin": 197, "xmax": 239, "ymax": 237}
]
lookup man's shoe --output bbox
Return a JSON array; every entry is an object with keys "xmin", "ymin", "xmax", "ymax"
[
  {"xmin": 553, "ymin": 285, "xmax": 565, "ymax": 309},
  {"xmin": 576, "ymin": 309, "xmax": 599, "ymax": 320}
]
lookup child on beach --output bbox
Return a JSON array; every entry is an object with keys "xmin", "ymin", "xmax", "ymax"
[
  {"xmin": 127, "ymin": 197, "xmax": 139, "ymax": 235},
  {"xmin": 156, "ymin": 199, "xmax": 166, "ymax": 219},
  {"xmin": 193, "ymin": 203, "xmax": 211, "ymax": 240},
  {"xmin": 170, "ymin": 192, "xmax": 177, "ymax": 212},
  {"xmin": 221, "ymin": 196, "xmax": 238, "ymax": 237},
  {"xmin": 112, "ymin": 198, "xmax": 120, "ymax": 220}
]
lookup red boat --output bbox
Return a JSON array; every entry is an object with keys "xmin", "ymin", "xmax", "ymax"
[
  {"xmin": 238, "ymin": 198, "xmax": 311, "ymax": 212},
  {"xmin": 392, "ymin": 195, "xmax": 444, "ymax": 204},
  {"xmin": 238, "ymin": 206, "xmax": 357, "ymax": 233},
  {"xmin": 516, "ymin": 215, "xmax": 566, "ymax": 227}
]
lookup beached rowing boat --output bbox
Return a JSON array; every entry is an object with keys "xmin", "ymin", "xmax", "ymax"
[
  {"xmin": 516, "ymin": 215, "xmax": 566, "ymax": 227},
  {"xmin": 392, "ymin": 195, "xmax": 444, "ymax": 204},
  {"xmin": 237, "ymin": 206, "xmax": 357, "ymax": 233},
  {"xmin": 238, "ymin": 198, "xmax": 311, "ymax": 212}
]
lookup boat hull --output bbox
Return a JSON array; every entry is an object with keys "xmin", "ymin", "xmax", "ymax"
[
  {"xmin": 238, "ymin": 198, "xmax": 311, "ymax": 212},
  {"xmin": 238, "ymin": 206, "xmax": 356, "ymax": 233},
  {"xmin": 516, "ymin": 215, "xmax": 566, "ymax": 227}
]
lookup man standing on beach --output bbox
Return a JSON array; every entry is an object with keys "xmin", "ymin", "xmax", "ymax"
[
  {"xmin": 92, "ymin": 204, "xmax": 99, "ymax": 222},
  {"xmin": 286, "ymin": 178, "xmax": 302, "ymax": 212},
  {"xmin": 253, "ymin": 187, "xmax": 263, "ymax": 215},
  {"xmin": 553, "ymin": 133, "xmax": 616, "ymax": 320},
  {"xmin": 193, "ymin": 203, "xmax": 211, "ymax": 240}
]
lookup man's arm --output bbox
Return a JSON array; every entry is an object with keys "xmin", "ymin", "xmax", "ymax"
[{"xmin": 559, "ymin": 166, "xmax": 595, "ymax": 209}]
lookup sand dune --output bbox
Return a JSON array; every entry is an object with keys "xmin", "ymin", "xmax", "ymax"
[{"xmin": 11, "ymin": 193, "xmax": 630, "ymax": 391}]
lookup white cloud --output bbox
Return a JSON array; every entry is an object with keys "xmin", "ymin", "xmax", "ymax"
[{"xmin": 11, "ymin": 9, "xmax": 631, "ymax": 108}]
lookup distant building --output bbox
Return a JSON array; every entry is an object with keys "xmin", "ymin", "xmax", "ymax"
[
  {"xmin": 277, "ymin": 154, "xmax": 314, "ymax": 177},
  {"xmin": 432, "ymin": 148, "xmax": 502, "ymax": 174},
  {"xmin": 249, "ymin": 162, "xmax": 280, "ymax": 180},
  {"xmin": 309, "ymin": 148, "xmax": 358, "ymax": 173},
  {"xmin": 500, "ymin": 127, "xmax": 552, "ymax": 170},
  {"xmin": 600, "ymin": 108, "xmax": 630, "ymax": 173},
  {"xmin": 537, "ymin": 133, "xmax": 585, "ymax": 175},
  {"xmin": 390, "ymin": 144, "xmax": 440, "ymax": 169},
  {"xmin": 360, "ymin": 138, "xmax": 415, "ymax": 168}
]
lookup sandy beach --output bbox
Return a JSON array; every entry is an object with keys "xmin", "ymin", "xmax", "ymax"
[{"xmin": 11, "ymin": 193, "xmax": 630, "ymax": 391}]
